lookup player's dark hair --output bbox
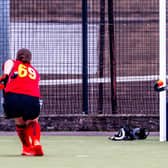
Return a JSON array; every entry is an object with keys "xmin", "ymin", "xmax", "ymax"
[{"xmin": 16, "ymin": 48, "xmax": 32, "ymax": 64}]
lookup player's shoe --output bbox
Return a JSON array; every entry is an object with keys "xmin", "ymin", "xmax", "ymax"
[
  {"xmin": 21, "ymin": 146, "xmax": 34, "ymax": 156},
  {"xmin": 32, "ymin": 145, "xmax": 44, "ymax": 156}
]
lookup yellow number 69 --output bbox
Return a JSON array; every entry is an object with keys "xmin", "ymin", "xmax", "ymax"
[{"xmin": 18, "ymin": 64, "xmax": 36, "ymax": 80}]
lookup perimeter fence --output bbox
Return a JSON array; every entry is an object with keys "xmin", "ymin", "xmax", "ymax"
[{"xmin": 0, "ymin": 0, "xmax": 159, "ymax": 116}]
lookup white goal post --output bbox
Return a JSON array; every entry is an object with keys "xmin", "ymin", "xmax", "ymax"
[{"xmin": 159, "ymin": 0, "xmax": 167, "ymax": 141}]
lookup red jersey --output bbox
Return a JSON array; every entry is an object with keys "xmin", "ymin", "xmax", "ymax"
[{"xmin": 5, "ymin": 60, "xmax": 41, "ymax": 97}]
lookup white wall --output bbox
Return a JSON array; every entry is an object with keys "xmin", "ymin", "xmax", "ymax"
[{"xmin": 10, "ymin": 23, "xmax": 99, "ymax": 74}]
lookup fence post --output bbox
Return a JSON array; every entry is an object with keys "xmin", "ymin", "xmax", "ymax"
[
  {"xmin": 98, "ymin": 0, "xmax": 105, "ymax": 114},
  {"xmin": 82, "ymin": 0, "xmax": 88, "ymax": 114},
  {"xmin": 0, "ymin": 0, "xmax": 9, "ymax": 114},
  {"xmin": 108, "ymin": 0, "xmax": 117, "ymax": 114}
]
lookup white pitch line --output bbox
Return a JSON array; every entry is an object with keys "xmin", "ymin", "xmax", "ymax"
[
  {"xmin": 76, "ymin": 155, "xmax": 89, "ymax": 158},
  {"xmin": 0, "ymin": 139, "xmax": 86, "ymax": 143},
  {"xmin": 39, "ymin": 75, "xmax": 159, "ymax": 85}
]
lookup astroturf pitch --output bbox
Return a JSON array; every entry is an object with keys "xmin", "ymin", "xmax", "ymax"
[{"xmin": 0, "ymin": 136, "xmax": 167, "ymax": 168}]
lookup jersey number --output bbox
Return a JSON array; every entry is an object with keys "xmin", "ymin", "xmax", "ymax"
[{"xmin": 18, "ymin": 64, "xmax": 36, "ymax": 80}]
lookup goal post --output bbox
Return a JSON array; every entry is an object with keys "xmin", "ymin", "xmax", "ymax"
[{"xmin": 159, "ymin": 0, "xmax": 167, "ymax": 141}]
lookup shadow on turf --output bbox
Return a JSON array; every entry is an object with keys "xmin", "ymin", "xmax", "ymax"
[
  {"xmin": 0, "ymin": 154, "xmax": 23, "ymax": 157},
  {"xmin": 0, "ymin": 154, "xmax": 51, "ymax": 157}
]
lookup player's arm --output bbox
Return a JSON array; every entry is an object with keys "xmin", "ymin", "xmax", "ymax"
[
  {"xmin": 3, "ymin": 59, "xmax": 14, "ymax": 75},
  {"xmin": 0, "ymin": 59, "xmax": 14, "ymax": 89}
]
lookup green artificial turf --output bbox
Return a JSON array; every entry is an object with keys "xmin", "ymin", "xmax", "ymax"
[{"xmin": 0, "ymin": 136, "xmax": 167, "ymax": 168}]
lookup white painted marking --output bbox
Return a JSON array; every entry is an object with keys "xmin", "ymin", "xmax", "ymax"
[
  {"xmin": 39, "ymin": 75, "xmax": 159, "ymax": 85},
  {"xmin": 76, "ymin": 155, "xmax": 89, "ymax": 158}
]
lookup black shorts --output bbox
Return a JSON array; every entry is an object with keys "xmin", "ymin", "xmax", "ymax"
[{"xmin": 3, "ymin": 92, "xmax": 40, "ymax": 121}]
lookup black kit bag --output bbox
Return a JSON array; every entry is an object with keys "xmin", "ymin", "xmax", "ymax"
[{"xmin": 108, "ymin": 125, "xmax": 150, "ymax": 141}]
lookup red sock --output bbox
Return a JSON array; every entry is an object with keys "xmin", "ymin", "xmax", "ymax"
[
  {"xmin": 16, "ymin": 125, "xmax": 31, "ymax": 147},
  {"xmin": 26, "ymin": 122, "xmax": 41, "ymax": 146}
]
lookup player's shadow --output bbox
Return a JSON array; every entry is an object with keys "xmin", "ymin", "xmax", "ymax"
[
  {"xmin": 0, "ymin": 154, "xmax": 49, "ymax": 157},
  {"xmin": 0, "ymin": 154, "xmax": 22, "ymax": 157}
]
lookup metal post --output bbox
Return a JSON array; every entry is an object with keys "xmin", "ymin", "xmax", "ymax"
[
  {"xmin": 0, "ymin": 0, "xmax": 9, "ymax": 114},
  {"xmin": 108, "ymin": 0, "xmax": 117, "ymax": 114},
  {"xmin": 98, "ymin": 0, "xmax": 105, "ymax": 114},
  {"xmin": 82, "ymin": 0, "xmax": 88, "ymax": 114},
  {"xmin": 159, "ymin": 0, "xmax": 166, "ymax": 141}
]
